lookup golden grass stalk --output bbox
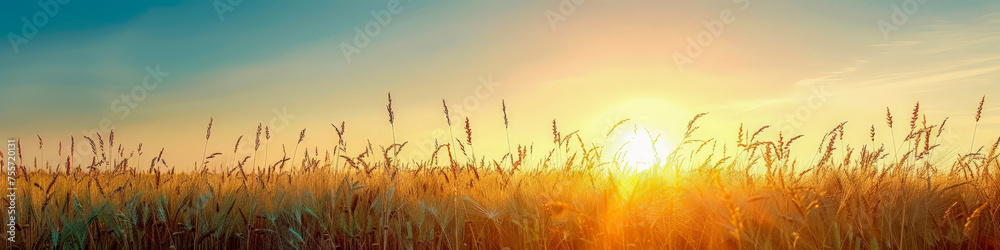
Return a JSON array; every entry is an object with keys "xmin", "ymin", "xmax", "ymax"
[
  {"xmin": 465, "ymin": 117, "xmax": 475, "ymax": 164},
  {"xmin": 289, "ymin": 128, "xmax": 306, "ymax": 172},
  {"xmin": 552, "ymin": 119, "xmax": 560, "ymax": 146},
  {"xmin": 387, "ymin": 92, "xmax": 395, "ymax": 145},
  {"xmin": 442, "ymin": 99, "xmax": 456, "ymax": 167},
  {"xmin": 870, "ymin": 124, "xmax": 876, "ymax": 143},
  {"xmin": 502, "ymin": 99, "xmax": 511, "ymax": 156},
  {"xmin": 229, "ymin": 135, "xmax": 244, "ymax": 178},
  {"xmin": 37, "ymin": 135, "xmax": 44, "ymax": 172},
  {"xmin": 201, "ymin": 117, "xmax": 213, "ymax": 172},
  {"xmin": 963, "ymin": 203, "xmax": 988, "ymax": 237},
  {"xmin": 251, "ymin": 123, "xmax": 261, "ymax": 174},
  {"xmin": 332, "ymin": 122, "xmax": 345, "ymax": 174},
  {"xmin": 382, "ymin": 92, "xmax": 395, "ymax": 250},
  {"xmin": 263, "ymin": 125, "xmax": 271, "ymax": 177},
  {"xmin": 69, "ymin": 136, "xmax": 74, "ymax": 174},
  {"xmin": 887, "ymin": 107, "xmax": 898, "ymax": 162},
  {"xmin": 971, "ymin": 95, "xmax": 985, "ymax": 152}
]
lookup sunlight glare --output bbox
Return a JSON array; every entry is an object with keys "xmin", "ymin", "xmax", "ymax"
[{"xmin": 614, "ymin": 126, "xmax": 673, "ymax": 173}]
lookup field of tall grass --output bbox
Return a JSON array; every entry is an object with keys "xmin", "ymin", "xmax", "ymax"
[{"xmin": 3, "ymin": 96, "xmax": 999, "ymax": 249}]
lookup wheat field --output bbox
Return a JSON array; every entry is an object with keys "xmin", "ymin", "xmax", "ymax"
[{"xmin": 2, "ymin": 97, "xmax": 999, "ymax": 249}]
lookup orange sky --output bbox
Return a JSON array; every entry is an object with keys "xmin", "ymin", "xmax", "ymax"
[{"xmin": 2, "ymin": 1, "xmax": 999, "ymax": 170}]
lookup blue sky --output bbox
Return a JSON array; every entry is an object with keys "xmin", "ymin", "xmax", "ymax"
[{"xmin": 2, "ymin": 0, "xmax": 999, "ymax": 167}]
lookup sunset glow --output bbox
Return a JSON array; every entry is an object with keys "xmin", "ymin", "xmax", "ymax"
[{"xmin": 2, "ymin": 0, "xmax": 999, "ymax": 249}]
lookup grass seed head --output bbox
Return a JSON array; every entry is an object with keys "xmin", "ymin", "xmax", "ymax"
[
  {"xmin": 938, "ymin": 117, "xmax": 949, "ymax": 137},
  {"xmin": 298, "ymin": 128, "xmax": 306, "ymax": 144},
  {"xmin": 502, "ymin": 99, "xmax": 509, "ymax": 128},
  {"xmin": 206, "ymin": 117, "xmax": 214, "ymax": 140},
  {"xmin": 886, "ymin": 107, "xmax": 894, "ymax": 128},
  {"xmin": 255, "ymin": 123, "xmax": 262, "ymax": 150},
  {"xmin": 387, "ymin": 92, "xmax": 394, "ymax": 125},
  {"xmin": 465, "ymin": 117, "xmax": 473, "ymax": 144},
  {"xmin": 870, "ymin": 125, "xmax": 876, "ymax": 142},
  {"xmin": 976, "ymin": 95, "xmax": 985, "ymax": 122},
  {"xmin": 552, "ymin": 119, "xmax": 560, "ymax": 145},
  {"xmin": 442, "ymin": 99, "xmax": 451, "ymax": 126},
  {"xmin": 234, "ymin": 135, "xmax": 243, "ymax": 153}
]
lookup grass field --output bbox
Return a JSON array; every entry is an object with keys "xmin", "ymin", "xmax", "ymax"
[{"xmin": 3, "ymin": 99, "xmax": 999, "ymax": 249}]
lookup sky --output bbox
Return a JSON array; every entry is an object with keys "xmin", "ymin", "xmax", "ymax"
[{"xmin": 2, "ymin": 0, "xmax": 999, "ymax": 170}]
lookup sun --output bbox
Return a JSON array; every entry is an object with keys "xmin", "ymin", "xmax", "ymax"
[
  {"xmin": 613, "ymin": 125, "xmax": 674, "ymax": 173},
  {"xmin": 587, "ymin": 97, "xmax": 686, "ymax": 173}
]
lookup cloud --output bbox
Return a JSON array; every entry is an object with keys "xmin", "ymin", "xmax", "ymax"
[{"xmin": 795, "ymin": 13, "xmax": 1000, "ymax": 98}]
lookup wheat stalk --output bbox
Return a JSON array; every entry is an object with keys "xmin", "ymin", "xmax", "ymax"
[
  {"xmin": 886, "ymin": 107, "xmax": 899, "ymax": 163},
  {"xmin": 552, "ymin": 119, "xmax": 562, "ymax": 166},
  {"xmin": 332, "ymin": 122, "xmax": 346, "ymax": 175},
  {"xmin": 36, "ymin": 135, "xmax": 44, "ymax": 173},
  {"xmin": 465, "ymin": 117, "xmax": 475, "ymax": 165},
  {"xmin": 229, "ymin": 135, "xmax": 244, "ymax": 181},
  {"xmin": 68, "ymin": 136, "xmax": 74, "ymax": 175},
  {"xmin": 290, "ymin": 128, "xmax": 306, "ymax": 173},
  {"xmin": 386, "ymin": 92, "xmax": 396, "ymax": 143},
  {"xmin": 502, "ymin": 100, "xmax": 512, "ymax": 165},
  {"xmin": 964, "ymin": 203, "xmax": 988, "ymax": 237},
  {"xmin": 442, "ymin": 99, "xmax": 457, "ymax": 167},
  {"xmin": 971, "ymin": 96, "xmax": 985, "ymax": 152},
  {"xmin": 109, "ymin": 130, "xmax": 115, "ymax": 172},
  {"xmin": 439, "ymin": 99, "xmax": 462, "ymax": 248},
  {"xmin": 202, "ymin": 117, "xmax": 213, "ymax": 172},
  {"xmin": 382, "ymin": 92, "xmax": 395, "ymax": 250},
  {"xmin": 251, "ymin": 123, "xmax": 261, "ymax": 175},
  {"xmin": 263, "ymin": 126, "xmax": 271, "ymax": 180}
]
